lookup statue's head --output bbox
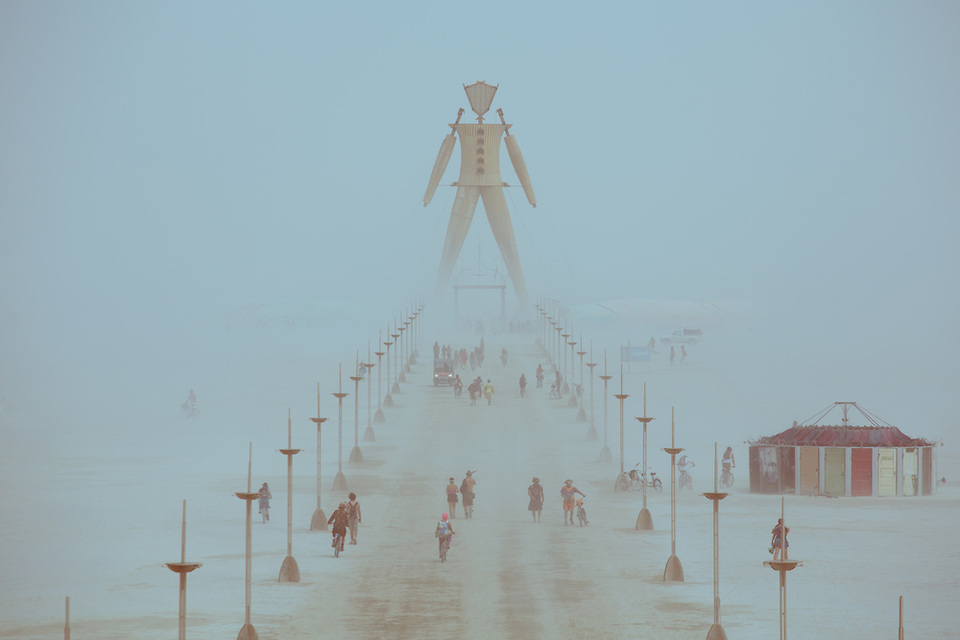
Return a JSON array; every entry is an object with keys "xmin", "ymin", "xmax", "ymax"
[{"xmin": 464, "ymin": 81, "xmax": 498, "ymax": 122}]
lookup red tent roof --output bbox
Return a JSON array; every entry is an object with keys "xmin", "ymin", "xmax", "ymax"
[{"xmin": 756, "ymin": 425, "xmax": 934, "ymax": 447}]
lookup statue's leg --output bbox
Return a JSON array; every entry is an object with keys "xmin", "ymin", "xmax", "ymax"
[
  {"xmin": 435, "ymin": 185, "xmax": 481, "ymax": 297},
  {"xmin": 480, "ymin": 187, "xmax": 529, "ymax": 305}
]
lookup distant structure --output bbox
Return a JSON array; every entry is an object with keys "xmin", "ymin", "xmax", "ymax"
[
  {"xmin": 424, "ymin": 81, "xmax": 536, "ymax": 305},
  {"xmin": 748, "ymin": 402, "xmax": 938, "ymax": 497}
]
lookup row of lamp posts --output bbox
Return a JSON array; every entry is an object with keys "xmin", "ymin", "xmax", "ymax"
[
  {"xmin": 533, "ymin": 296, "xmax": 810, "ymax": 640},
  {"xmin": 161, "ymin": 301, "xmax": 423, "ymax": 640}
]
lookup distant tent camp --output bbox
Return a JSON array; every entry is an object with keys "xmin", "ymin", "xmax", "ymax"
[{"xmin": 748, "ymin": 402, "xmax": 939, "ymax": 497}]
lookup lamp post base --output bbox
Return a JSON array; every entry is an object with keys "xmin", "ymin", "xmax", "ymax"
[
  {"xmin": 398, "ymin": 372, "xmax": 407, "ymax": 383},
  {"xmin": 349, "ymin": 446, "xmax": 364, "ymax": 463},
  {"xmin": 374, "ymin": 408, "xmax": 385, "ymax": 423},
  {"xmin": 332, "ymin": 471, "xmax": 348, "ymax": 492},
  {"xmin": 567, "ymin": 394, "xmax": 578, "ymax": 408},
  {"xmin": 238, "ymin": 623, "xmax": 259, "ymax": 640},
  {"xmin": 310, "ymin": 507, "xmax": 328, "ymax": 531},
  {"xmin": 664, "ymin": 554, "xmax": 684, "ymax": 581},
  {"xmin": 383, "ymin": 394, "xmax": 394, "ymax": 407},
  {"xmin": 706, "ymin": 623, "xmax": 727, "ymax": 640},
  {"xmin": 576, "ymin": 407, "xmax": 587, "ymax": 422},
  {"xmin": 599, "ymin": 445, "xmax": 612, "ymax": 463},
  {"xmin": 585, "ymin": 425, "xmax": 598, "ymax": 441},
  {"xmin": 391, "ymin": 382, "xmax": 401, "ymax": 394},
  {"xmin": 636, "ymin": 507, "xmax": 653, "ymax": 530},
  {"xmin": 278, "ymin": 555, "xmax": 300, "ymax": 583},
  {"xmin": 363, "ymin": 426, "xmax": 376, "ymax": 442}
]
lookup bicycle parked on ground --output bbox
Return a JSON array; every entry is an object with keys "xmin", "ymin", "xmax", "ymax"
[
  {"xmin": 616, "ymin": 464, "xmax": 663, "ymax": 493},
  {"xmin": 549, "ymin": 383, "xmax": 561, "ymax": 399}
]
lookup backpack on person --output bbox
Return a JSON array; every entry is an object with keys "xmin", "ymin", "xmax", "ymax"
[{"xmin": 348, "ymin": 501, "xmax": 359, "ymax": 519}]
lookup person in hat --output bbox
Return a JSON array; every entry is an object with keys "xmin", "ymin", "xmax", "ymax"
[
  {"xmin": 528, "ymin": 477, "xmax": 544, "ymax": 522},
  {"xmin": 460, "ymin": 471, "xmax": 477, "ymax": 518},
  {"xmin": 445, "ymin": 477, "xmax": 459, "ymax": 518},
  {"xmin": 327, "ymin": 502, "xmax": 349, "ymax": 552},
  {"xmin": 560, "ymin": 479, "xmax": 585, "ymax": 525}
]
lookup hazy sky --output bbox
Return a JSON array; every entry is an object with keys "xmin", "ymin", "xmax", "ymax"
[{"xmin": 2, "ymin": 2, "xmax": 958, "ymax": 360}]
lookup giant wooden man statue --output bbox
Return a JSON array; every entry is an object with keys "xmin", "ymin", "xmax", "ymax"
[{"xmin": 424, "ymin": 81, "xmax": 536, "ymax": 305}]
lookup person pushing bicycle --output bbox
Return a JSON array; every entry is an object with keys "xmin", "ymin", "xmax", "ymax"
[{"xmin": 561, "ymin": 479, "xmax": 585, "ymax": 525}]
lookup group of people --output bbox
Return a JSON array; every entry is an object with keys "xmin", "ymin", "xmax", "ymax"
[
  {"xmin": 525, "ymin": 477, "xmax": 586, "ymax": 525},
  {"xmin": 433, "ymin": 338, "xmax": 486, "ymax": 371},
  {"xmin": 466, "ymin": 376, "xmax": 495, "ymax": 405},
  {"xmin": 669, "ymin": 345, "xmax": 689, "ymax": 366},
  {"xmin": 326, "ymin": 492, "xmax": 363, "ymax": 550}
]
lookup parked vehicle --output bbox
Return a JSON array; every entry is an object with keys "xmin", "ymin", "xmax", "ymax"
[
  {"xmin": 433, "ymin": 358, "xmax": 455, "ymax": 386},
  {"xmin": 660, "ymin": 329, "xmax": 702, "ymax": 345}
]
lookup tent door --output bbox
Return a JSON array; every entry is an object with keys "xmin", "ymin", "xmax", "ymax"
[
  {"xmin": 902, "ymin": 448, "xmax": 918, "ymax": 496},
  {"xmin": 878, "ymin": 449, "xmax": 897, "ymax": 497},
  {"xmin": 799, "ymin": 446, "xmax": 819, "ymax": 493},
  {"xmin": 921, "ymin": 447, "xmax": 933, "ymax": 496},
  {"xmin": 824, "ymin": 448, "xmax": 845, "ymax": 496},
  {"xmin": 851, "ymin": 448, "xmax": 873, "ymax": 496}
]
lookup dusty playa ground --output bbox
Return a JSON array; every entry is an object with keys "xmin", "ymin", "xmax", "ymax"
[{"xmin": 1, "ymin": 329, "xmax": 958, "ymax": 639}]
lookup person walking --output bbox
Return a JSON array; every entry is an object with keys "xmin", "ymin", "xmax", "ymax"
[
  {"xmin": 346, "ymin": 492, "xmax": 362, "ymax": 545},
  {"xmin": 528, "ymin": 477, "xmax": 544, "ymax": 522},
  {"xmin": 670, "ymin": 346, "xmax": 676, "ymax": 366},
  {"xmin": 468, "ymin": 379, "xmax": 480, "ymax": 405},
  {"xmin": 535, "ymin": 364, "xmax": 544, "ymax": 388},
  {"xmin": 680, "ymin": 345, "xmax": 687, "ymax": 366},
  {"xmin": 560, "ymin": 479, "xmax": 585, "ymax": 525},
  {"xmin": 483, "ymin": 379, "xmax": 495, "ymax": 405},
  {"xmin": 460, "ymin": 471, "xmax": 476, "ymax": 518},
  {"xmin": 519, "ymin": 373, "xmax": 527, "ymax": 398},
  {"xmin": 445, "ymin": 477, "xmax": 459, "ymax": 518}
]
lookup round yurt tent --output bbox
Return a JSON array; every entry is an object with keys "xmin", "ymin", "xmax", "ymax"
[{"xmin": 748, "ymin": 402, "xmax": 938, "ymax": 497}]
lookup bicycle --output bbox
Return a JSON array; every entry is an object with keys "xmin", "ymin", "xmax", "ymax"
[
  {"xmin": 332, "ymin": 532, "xmax": 344, "ymax": 558},
  {"xmin": 720, "ymin": 468, "xmax": 734, "ymax": 489},
  {"xmin": 575, "ymin": 497, "xmax": 589, "ymax": 527},
  {"xmin": 439, "ymin": 533, "xmax": 453, "ymax": 562},
  {"xmin": 616, "ymin": 464, "xmax": 663, "ymax": 493},
  {"xmin": 548, "ymin": 383, "xmax": 561, "ymax": 399},
  {"xmin": 180, "ymin": 402, "xmax": 199, "ymax": 419}
]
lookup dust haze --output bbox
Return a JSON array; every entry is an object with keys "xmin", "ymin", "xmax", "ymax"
[{"xmin": 1, "ymin": 2, "xmax": 958, "ymax": 639}]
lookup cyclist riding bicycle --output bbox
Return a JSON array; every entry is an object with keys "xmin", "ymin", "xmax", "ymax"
[
  {"xmin": 327, "ymin": 502, "xmax": 349, "ymax": 551},
  {"xmin": 722, "ymin": 447, "xmax": 735, "ymax": 475},
  {"xmin": 257, "ymin": 482, "xmax": 272, "ymax": 521},
  {"xmin": 435, "ymin": 512, "xmax": 455, "ymax": 557},
  {"xmin": 678, "ymin": 455, "xmax": 695, "ymax": 488}
]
